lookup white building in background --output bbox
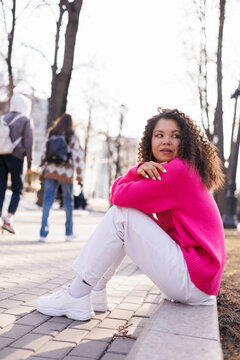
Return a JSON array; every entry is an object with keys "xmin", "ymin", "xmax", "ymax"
[
  {"xmin": 83, "ymin": 135, "xmax": 138, "ymax": 200},
  {"xmin": 31, "ymin": 97, "xmax": 48, "ymax": 166}
]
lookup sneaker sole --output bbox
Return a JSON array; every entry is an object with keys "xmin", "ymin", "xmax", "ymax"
[
  {"xmin": 2, "ymin": 226, "xmax": 16, "ymax": 234},
  {"xmin": 37, "ymin": 307, "xmax": 95, "ymax": 320}
]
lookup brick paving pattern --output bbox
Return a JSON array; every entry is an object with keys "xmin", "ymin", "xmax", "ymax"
[{"xmin": 0, "ymin": 208, "xmax": 161, "ymax": 359}]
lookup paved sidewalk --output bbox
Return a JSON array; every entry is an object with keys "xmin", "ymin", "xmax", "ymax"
[{"xmin": 0, "ymin": 205, "xmax": 161, "ymax": 360}]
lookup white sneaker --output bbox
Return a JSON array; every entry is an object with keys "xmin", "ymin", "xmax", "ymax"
[
  {"xmin": 36, "ymin": 288, "xmax": 95, "ymax": 320},
  {"xmin": 39, "ymin": 236, "xmax": 47, "ymax": 243},
  {"xmin": 91, "ymin": 288, "xmax": 109, "ymax": 312},
  {"xmin": 65, "ymin": 233, "xmax": 79, "ymax": 242}
]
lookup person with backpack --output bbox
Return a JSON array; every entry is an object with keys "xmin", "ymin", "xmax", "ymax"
[
  {"xmin": 0, "ymin": 93, "xmax": 33, "ymax": 234},
  {"xmin": 39, "ymin": 113, "xmax": 84, "ymax": 242}
]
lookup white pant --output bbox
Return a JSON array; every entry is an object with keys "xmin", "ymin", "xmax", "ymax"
[{"xmin": 73, "ymin": 206, "xmax": 215, "ymax": 305}]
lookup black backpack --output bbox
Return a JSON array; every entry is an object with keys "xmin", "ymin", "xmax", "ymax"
[{"xmin": 45, "ymin": 135, "xmax": 70, "ymax": 164}]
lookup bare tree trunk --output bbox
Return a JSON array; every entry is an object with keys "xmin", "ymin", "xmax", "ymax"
[
  {"xmin": 213, "ymin": 0, "xmax": 226, "ymax": 162},
  {"xmin": 195, "ymin": 0, "xmax": 212, "ymax": 139},
  {"xmin": 47, "ymin": 0, "xmax": 83, "ymax": 128},
  {"xmin": 114, "ymin": 112, "xmax": 124, "ymax": 180},
  {"xmin": 213, "ymin": 0, "xmax": 226, "ymax": 213},
  {"xmin": 1, "ymin": 0, "xmax": 16, "ymax": 99}
]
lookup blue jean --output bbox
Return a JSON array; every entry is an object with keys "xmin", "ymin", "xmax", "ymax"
[
  {"xmin": 40, "ymin": 178, "xmax": 74, "ymax": 238},
  {"xmin": 0, "ymin": 154, "xmax": 24, "ymax": 216}
]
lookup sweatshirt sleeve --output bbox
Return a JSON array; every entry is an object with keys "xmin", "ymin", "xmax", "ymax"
[
  {"xmin": 110, "ymin": 164, "xmax": 172, "ymax": 214},
  {"xmin": 70, "ymin": 133, "xmax": 84, "ymax": 182}
]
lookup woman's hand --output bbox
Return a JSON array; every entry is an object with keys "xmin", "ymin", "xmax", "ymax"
[{"xmin": 137, "ymin": 161, "xmax": 167, "ymax": 180}]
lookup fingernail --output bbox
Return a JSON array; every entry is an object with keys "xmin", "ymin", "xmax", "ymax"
[
  {"xmin": 145, "ymin": 175, "xmax": 149, "ymax": 179},
  {"xmin": 158, "ymin": 176, "xmax": 161, "ymax": 180},
  {"xmin": 153, "ymin": 176, "xmax": 156, "ymax": 180},
  {"xmin": 163, "ymin": 169, "xmax": 167, "ymax": 173}
]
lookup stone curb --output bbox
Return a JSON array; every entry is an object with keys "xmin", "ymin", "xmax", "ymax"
[{"xmin": 126, "ymin": 298, "xmax": 223, "ymax": 360}]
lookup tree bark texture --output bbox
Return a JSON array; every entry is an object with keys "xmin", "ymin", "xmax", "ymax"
[
  {"xmin": 6, "ymin": 0, "xmax": 16, "ymax": 99},
  {"xmin": 213, "ymin": 0, "xmax": 226, "ymax": 214},
  {"xmin": 47, "ymin": 0, "xmax": 83, "ymax": 128},
  {"xmin": 214, "ymin": 0, "xmax": 226, "ymax": 162}
]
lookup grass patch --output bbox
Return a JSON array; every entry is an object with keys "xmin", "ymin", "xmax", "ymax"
[{"xmin": 218, "ymin": 229, "xmax": 240, "ymax": 360}]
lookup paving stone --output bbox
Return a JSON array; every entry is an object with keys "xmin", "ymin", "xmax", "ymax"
[
  {"xmin": 98, "ymin": 319, "xmax": 126, "ymax": 330},
  {"xmin": 69, "ymin": 339, "xmax": 108, "ymax": 358},
  {"xmin": 21, "ymin": 299, "xmax": 37, "ymax": 308},
  {"xmin": 37, "ymin": 283, "xmax": 59, "ymax": 290},
  {"xmin": 108, "ymin": 290, "xmax": 129, "ymax": 297},
  {"xmin": 117, "ymin": 286, "xmax": 134, "ymax": 291},
  {"xmin": 0, "ymin": 324, "xmax": 34, "ymax": 339},
  {"xmin": 123, "ymin": 325, "xmax": 142, "ymax": 339},
  {"xmin": 4, "ymin": 305, "xmax": 35, "ymax": 316},
  {"xmin": 10, "ymin": 293, "xmax": 36, "ymax": 302},
  {"xmin": 144, "ymin": 293, "xmax": 162, "ymax": 303},
  {"xmin": 0, "ymin": 337, "xmax": 14, "ymax": 350},
  {"xmin": 0, "ymin": 292, "xmax": 13, "ymax": 301},
  {"xmin": 34, "ymin": 340, "xmax": 75, "ymax": 359},
  {"xmin": 63, "ymin": 357, "xmax": 94, "ymax": 360},
  {"xmin": 134, "ymin": 284, "xmax": 153, "ymax": 291},
  {"xmin": 0, "ymin": 347, "xmax": 33, "ymax": 360},
  {"xmin": 28, "ymin": 357, "xmax": 53, "ymax": 360},
  {"xmin": 128, "ymin": 290, "xmax": 148, "ymax": 297},
  {"xmin": 24, "ymin": 288, "xmax": 49, "ymax": 296},
  {"xmin": 11, "ymin": 333, "xmax": 51, "ymax": 351},
  {"xmin": 32, "ymin": 321, "xmax": 69, "ymax": 337},
  {"xmin": 108, "ymin": 303, "xmax": 118, "ymax": 311},
  {"xmin": 134, "ymin": 303, "xmax": 158, "ymax": 318},
  {"xmin": 85, "ymin": 327, "xmax": 116, "ymax": 342},
  {"xmin": 67, "ymin": 319, "xmax": 100, "ymax": 331},
  {"xmin": 53, "ymin": 328, "xmax": 88, "ymax": 344},
  {"xmin": 16, "ymin": 311, "xmax": 50, "ymax": 326},
  {"xmin": 117, "ymin": 303, "xmax": 140, "ymax": 311},
  {"xmin": 108, "ymin": 309, "xmax": 134, "ymax": 321},
  {"xmin": 0, "ymin": 314, "xmax": 18, "ymax": 328},
  {"xmin": 149, "ymin": 286, "xmax": 161, "ymax": 295},
  {"xmin": 126, "ymin": 317, "xmax": 148, "ymax": 328},
  {"xmin": 93, "ymin": 312, "xmax": 110, "ymax": 321},
  {"xmin": 101, "ymin": 353, "xmax": 126, "ymax": 360},
  {"xmin": 47, "ymin": 317, "xmax": 73, "ymax": 325},
  {"xmin": 46, "ymin": 278, "xmax": 68, "ymax": 285},
  {"xmin": 4, "ymin": 287, "xmax": 26, "ymax": 295},
  {"xmin": 107, "ymin": 296, "xmax": 125, "ymax": 305},
  {"xmin": 123, "ymin": 297, "xmax": 143, "ymax": 305},
  {"xmin": 107, "ymin": 337, "xmax": 135, "ymax": 354},
  {"xmin": 0, "ymin": 299, "xmax": 23, "ymax": 309}
]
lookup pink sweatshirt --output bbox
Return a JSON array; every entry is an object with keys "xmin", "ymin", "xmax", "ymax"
[{"xmin": 110, "ymin": 158, "xmax": 226, "ymax": 295}]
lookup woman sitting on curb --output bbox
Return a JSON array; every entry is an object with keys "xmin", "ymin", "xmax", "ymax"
[{"xmin": 36, "ymin": 107, "xmax": 226, "ymax": 320}]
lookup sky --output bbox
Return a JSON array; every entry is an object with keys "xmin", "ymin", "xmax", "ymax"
[{"xmin": 1, "ymin": 0, "xmax": 240, "ymax": 160}]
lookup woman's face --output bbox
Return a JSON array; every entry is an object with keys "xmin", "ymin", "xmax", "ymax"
[{"xmin": 151, "ymin": 118, "xmax": 181, "ymax": 163}]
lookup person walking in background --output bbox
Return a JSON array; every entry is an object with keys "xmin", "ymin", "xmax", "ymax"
[
  {"xmin": 0, "ymin": 93, "xmax": 33, "ymax": 234},
  {"xmin": 36, "ymin": 108, "xmax": 226, "ymax": 321},
  {"xmin": 39, "ymin": 113, "xmax": 84, "ymax": 243}
]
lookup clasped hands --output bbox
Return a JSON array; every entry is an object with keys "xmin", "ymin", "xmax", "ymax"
[{"xmin": 137, "ymin": 161, "xmax": 167, "ymax": 180}]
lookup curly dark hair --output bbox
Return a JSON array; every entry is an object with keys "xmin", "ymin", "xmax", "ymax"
[
  {"xmin": 48, "ymin": 113, "xmax": 77, "ymax": 144},
  {"xmin": 137, "ymin": 108, "xmax": 225, "ymax": 191}
]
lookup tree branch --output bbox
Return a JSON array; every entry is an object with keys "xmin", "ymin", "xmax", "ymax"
[{"xmin": 19, "ymin": 42, "xmax": 51, "ymax": 65}]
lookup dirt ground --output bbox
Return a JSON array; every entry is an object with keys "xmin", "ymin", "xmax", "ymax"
[{"xmin": 217, "ymin": 229, "xmax": 240, "ymax": 360}]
